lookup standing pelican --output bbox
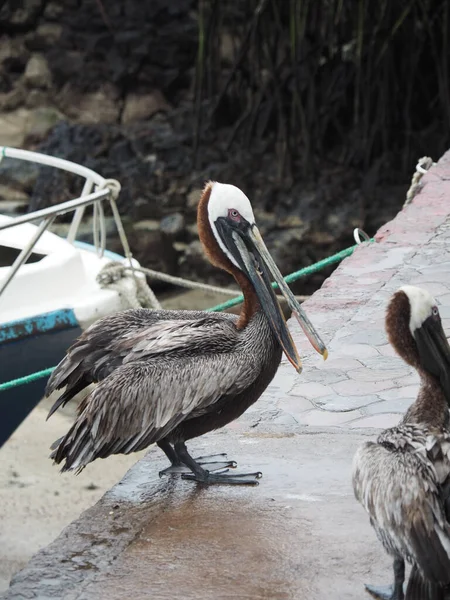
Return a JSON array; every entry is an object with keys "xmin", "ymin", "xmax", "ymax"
[
  {"xmin": 352, "ymin": 285, "xmax": 450, "ymax": 599},
  {"xmin": 46, "ymin": 182, "xmax": 328, "ymax": 485}
]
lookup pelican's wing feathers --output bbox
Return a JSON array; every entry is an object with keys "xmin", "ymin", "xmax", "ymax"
[
  {"xmin": 45, "ymin": 308, "xmax": 236, "ymax": 417},
  {"xmin": 352, "ymin": 426, "xmax": 450, "ymax": 586},
  {"xmin": 51, "ymin": 315, "xmax": 260, "ymax": 472}
]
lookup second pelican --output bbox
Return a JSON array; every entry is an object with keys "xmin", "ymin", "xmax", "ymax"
[{"xmin": 353, "ymin": 285, "xmax": 450, "ymax": 598}]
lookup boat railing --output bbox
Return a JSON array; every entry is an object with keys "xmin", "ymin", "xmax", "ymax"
[{"xmin": 0, "ymin": 146, "xmax": 133, "ymax": 300}]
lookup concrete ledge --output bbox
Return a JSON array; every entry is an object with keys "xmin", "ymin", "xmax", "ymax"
[
  {"xmin": 4, "ymin": 430, "xmax": 387, "ymax": 600},
  {"xmin": 4, "ymin": 151, "xmax": 450, "ymax": 600}
]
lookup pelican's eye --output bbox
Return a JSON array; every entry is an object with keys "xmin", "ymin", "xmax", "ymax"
[
  {"xmin": 228, "ymin": 208, "xmax": 241, "ymax": 222},
  {"xmin": 432, "ymin": 305, "xmax": 439, "ymax": 319}
]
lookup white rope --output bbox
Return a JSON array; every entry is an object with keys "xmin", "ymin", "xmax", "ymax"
[
  {"xmin": 125, "ymin": 265, "xmax": 241, "ymax": 296},
  {"xmin": 94, "ymin": 178, "xmax": 161, "ymax": 309},
  {"xmin": 97, "ymin": 261, "xmax": 311, "ymax": 309},
  {"xmin": 353, "ymin": 228, "xmax": 371, "ymax": 245},
  {"xmin": 92, "ymin": 199, "xmax": 106, "ymax": 258},
  {"xmin": 97, "ymin": 261, "xmax": 161, "ymax": 309},
  {"xmin": 123, "ymin": 265, "xmax": 310, "ymax": 302},
  {"xmin": 404, "ymin": 156, "xmax": 435, "ymax": 207}
]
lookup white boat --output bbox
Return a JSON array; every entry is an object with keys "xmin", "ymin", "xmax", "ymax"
[
  {"xmin": 0, "ymin": 217, "xmax": 140, "ymax": 330},
  {"xmin": 0, "ymin": 147, "xmax": 146, "ymax": 448}
]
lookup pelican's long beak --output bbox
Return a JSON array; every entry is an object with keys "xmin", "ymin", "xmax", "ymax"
[
  {"xmin": 415, "ymin": 317, "xmax": 450, "ymax": 401},
  {"xmin": 231, "ymin": 225, "xmax": 328, "ymax": 373}
]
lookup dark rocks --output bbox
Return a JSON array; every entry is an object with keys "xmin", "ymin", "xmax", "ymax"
[
  {"xmin": 26, "ymin": 106, "xmax": 64, "ymax": 142},
  {"xmin": 109, "ymin": 226, "xmax": 179, "ymax": 292},
  {"xmin": 0, "ymin": 84, "xmax": 26, "ymax": 112},
  {"xmin": 23, "ymin": 53, "xmax": 52, "ymax": 88},
  {"xmin": 0, "ymin": 108, "xmax": 30, "ymax": 146},
  {"xmin": 24, "ymin": 22, "xmax": 63, "ymax": 49},
  {"xmin": 58, "ymin": 83, "xmax": 121, "ymax": 125},
  {"xmin": 36, "ymin": 1, "xmax": 196, "ymax": 99},
  {"xmin": 0, "ymin": 37, "xmax": 28, "ymax": 71},
  {"xmin": 121, "ymin": 90, "xmax": 170, "ymax": 125},
  {"xmin": 0, "ymin": 158, "xmax": 39, "ymax": 192},
  {"xmin": 0, "ymin": 0, "xmax": 45, "ymax": 32},
  {"xmin": 29, "ymin": 118, "xmax": 193, "ymax": 221},
  {"xmin": 43, "ymin": 3, "xmax": 64, "ymax": 21},
  {"xmin": 160, "ymin": 213, "xmax": 185, "ymax": 238},
  {"xmin": 0, "ymin": 104, "xmax": 63, "ymax": 147}
]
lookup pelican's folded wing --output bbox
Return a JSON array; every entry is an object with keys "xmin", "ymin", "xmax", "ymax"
[
  {"xmin": 352, "ymin": 435, "xmax": 450, "ymax": 586},
  {"xmin": 45, "ymin": 308, "xmax": 236, "ymax": 417}
]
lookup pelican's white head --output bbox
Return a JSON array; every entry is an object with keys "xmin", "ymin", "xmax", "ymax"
[
  {"xmin": 399, "ymin": 285, "xmax": 438, "ymax": 335},
  {"xmin": 207, "ymin": 182, "xmax": 256, "ymax": 267}
]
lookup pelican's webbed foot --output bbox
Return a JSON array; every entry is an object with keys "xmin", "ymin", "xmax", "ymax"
[
  {"xmin": 364, "ymin": 584, "xmax": 403, "ymax": 600},
  {"xmin": 159, "ymin": 453, "xmax": 237, "ymax": 477},
  {"xmin": 181, "ymin": 470, "xmax": 262, "ymax": 486},
  {"xmin": 365, "ymin": 558, "xmax": 405, "ymax": 600},
  {"xmin": 173, "ymin": 441, "xmax": 261, "ymax": 486}
]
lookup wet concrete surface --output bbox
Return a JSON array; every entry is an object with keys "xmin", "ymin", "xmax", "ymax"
[
  {"xmin": 3, "ymin": 430, "xmax": 391, "ymax": 600},
  {"xmin": 0, "ymin": 404, "xmax": 146, "ymax": 593},
  {"xmin": 4, "ymin": 154, "xmax": 450, "ymax": 599}
]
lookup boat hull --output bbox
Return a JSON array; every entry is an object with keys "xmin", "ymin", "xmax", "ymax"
[
  {"xmin": 0, "ymin": 231, "xmax": 142, "ymax": 449},
  {"xmin": 0, "ymin": 310, "xmax": 82, "ymax": 448}
]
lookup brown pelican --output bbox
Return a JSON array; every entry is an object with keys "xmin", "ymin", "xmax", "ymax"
[
  {"xmin": 352, "ymin": 285, "xmax": 450, "ymax": 599},
  {"xmin": 46, "ymin": 181, "xmax": 328, "ymax": 485}
]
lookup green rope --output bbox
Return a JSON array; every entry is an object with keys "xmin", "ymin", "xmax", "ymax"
[
  {"xmin": 0, "ymin": 239, "xmax": 372, "ymax": 392},
  {"xmin": 0, "ymin": 367, "xmax": 55, "ymax": 392},
  {"xmin": 206, "ymin": 242, "xmax": 362, "ymax": 313}
]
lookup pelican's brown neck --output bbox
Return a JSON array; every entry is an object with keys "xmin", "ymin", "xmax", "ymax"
[
  {"xmin": 386, "ymin": 291, "xmax": 421, "ymax": 369},
  {"xmin": 197, "ymin": 181, "xmax": 259, "ymax": 328},
  {"xmin": 388, "ymin": 291, "xmax": 448, "ymax": 426},
  {"xmin": 403, "ymin": 376, "xmax": 448, "ymax": 428}
]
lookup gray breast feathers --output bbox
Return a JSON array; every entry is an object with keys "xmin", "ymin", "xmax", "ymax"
[{"xmin": 352, "ymin": 425, "xmax": 450, "ymax": 586}]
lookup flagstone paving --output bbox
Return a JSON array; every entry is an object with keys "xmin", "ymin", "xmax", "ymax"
[{"xmin": 233, "ymin": 151, "xmax": 450, "ymax": 434}]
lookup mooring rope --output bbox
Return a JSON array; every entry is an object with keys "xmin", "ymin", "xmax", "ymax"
[
  {"xmin": 125, "ymin": 265, "xmax": 241, "ymax": 296},
  {"xmin": 404, "ymin": 156, "xmax": 435, "ymax": 207},
  {"xmin": 0, "ymin": 367, "xmax": 56, "ymax": 391}
]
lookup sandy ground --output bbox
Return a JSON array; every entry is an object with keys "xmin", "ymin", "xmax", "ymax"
[{"xmin": 0, "ymin": 401, "xmax": 148, "ymax": 592}]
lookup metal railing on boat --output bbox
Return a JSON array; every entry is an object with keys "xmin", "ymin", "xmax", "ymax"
[{"xmin": 0, "ymin": 146, "xmax": 133, "ymax": 300}]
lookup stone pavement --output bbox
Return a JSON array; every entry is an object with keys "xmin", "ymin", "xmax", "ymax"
[{"xmin": 3, "ymin": 151, "xmax": 450, "ymax": 600}]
